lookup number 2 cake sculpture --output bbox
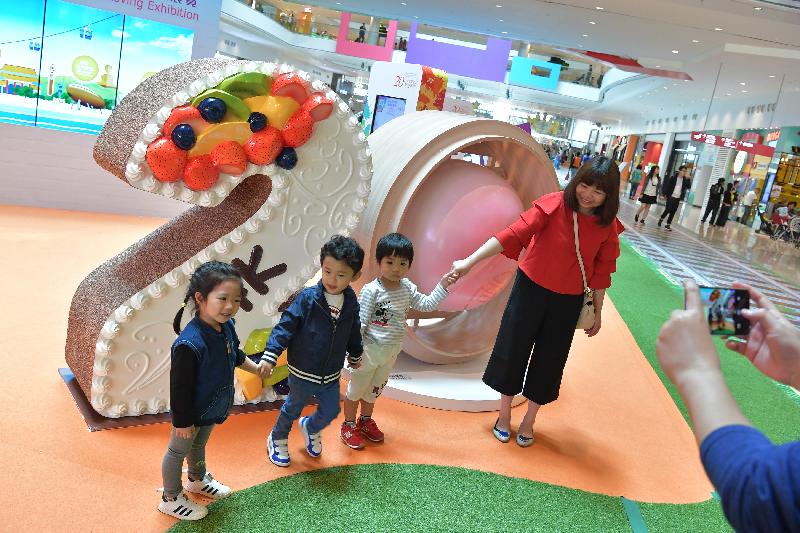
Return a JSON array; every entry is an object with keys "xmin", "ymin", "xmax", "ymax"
[{"xmin": 65, "ymin": 58, "xmax": 372, "ymax": 418}]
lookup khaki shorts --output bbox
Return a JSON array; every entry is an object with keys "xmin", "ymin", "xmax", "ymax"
[{"xmin": 346, "ymin": 342, "xmax": 403, "ymax": 403}]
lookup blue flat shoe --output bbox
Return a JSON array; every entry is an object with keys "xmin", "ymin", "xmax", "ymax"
[
  {"xmin": 516, "ymin": 433, "xmax": 535, "ymax": 448},
  {"xmin": 492, "ymin": 419, "xmax": 510, "ymax": 443}
]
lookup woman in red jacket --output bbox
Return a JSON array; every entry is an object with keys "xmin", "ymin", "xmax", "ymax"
[{"xmin": 452, "ymin": 157, "xmax": 623, "ymax": 447}]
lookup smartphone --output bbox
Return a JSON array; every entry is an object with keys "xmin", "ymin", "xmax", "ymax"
[{"xmin": 695, "ymin": 287, "xmax": 750, "ymax": 335}]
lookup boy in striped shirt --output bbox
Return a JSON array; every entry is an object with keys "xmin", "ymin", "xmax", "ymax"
[{"xmin": 341, "ymin": 233, "xmax": 458, "ymax": 448}]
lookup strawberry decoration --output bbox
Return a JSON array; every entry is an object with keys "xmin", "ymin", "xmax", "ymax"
[
  {"xmin": 211, "ymin": 141, "xmax": 248, "ymax": 175},
  {"xmin": 146, "ymin": 137, "xmax": 188, "ymax": 182},
  {"xmin": 183, "ymin": 154, "xmax": 219, "ymax": 191},
  {"xmin": 162, "ymin": 105, "xmax": 209, "ymax": 136},
  {"xmin": 301, "ymin": 93, "xmax": 333, "ymax": 122},
  {"xmin": 282, "ymin": 111, "xmax": 314, "ymax": 148},
  {"xmin": 245, "ymin": 127, "xmax": 284, "ymax": 165},
  {"xmin": 270, "ymin": 72, "xmax": 310, "ymax": 105}
]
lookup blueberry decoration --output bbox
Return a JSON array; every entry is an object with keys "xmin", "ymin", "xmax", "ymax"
[
  {"xmin": 170, "ymin": 123, "xmax": 196, "ymax": 150},
  {"xmin": 197, "ymin": 97, "xmax": 227, "ymax": 123},
  {"xmin": 276, "ymin": 147, "xmax": 298, "ymax": 170},
  {"xmin": 248, "ymin": 112, "xmax": 268, "ymax": 132}
]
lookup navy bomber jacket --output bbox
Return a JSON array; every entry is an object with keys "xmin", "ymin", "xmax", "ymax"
[{"xmin": 260, "ymin": 280, "xmax": 363, "ymax": 385}]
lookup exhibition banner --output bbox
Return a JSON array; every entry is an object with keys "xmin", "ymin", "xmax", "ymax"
[
  {"xmin": 691, "ymin": 132, "xmax": 774, "ymax": 157},
  {"xmin": 64, "ymin": 0, "xmax": 221, "ymax": 57}
]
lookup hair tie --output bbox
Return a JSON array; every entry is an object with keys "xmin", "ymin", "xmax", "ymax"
[{"xmin": 182, "ymin": 302, "xmax": 186, "ymax": 308}]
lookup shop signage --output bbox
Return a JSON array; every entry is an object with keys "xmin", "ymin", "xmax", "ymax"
[
  {"xmin": 766, "ymin": 130, "xmax": 781, "ymax": 142},
  {"xmin": 691, "ymin": 132, "xmax": 774, "ymax": 157}
]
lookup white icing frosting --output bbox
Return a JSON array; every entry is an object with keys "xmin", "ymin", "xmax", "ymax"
[{"xmin": 90, "ymin": 61, "xmax": 372, "ymax": 417}]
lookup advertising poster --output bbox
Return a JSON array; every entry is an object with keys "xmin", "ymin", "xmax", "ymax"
[{"xmin": 0, "ymin": 0, "xmax": 193, "ymax": 134}]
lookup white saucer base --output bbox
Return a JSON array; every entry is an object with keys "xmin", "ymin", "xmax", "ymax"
[{"xmin": 343, "ymin": 351, "xmax": 527, "ymax": 412}]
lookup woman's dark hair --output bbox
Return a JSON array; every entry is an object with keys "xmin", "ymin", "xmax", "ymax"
[
  {"xmin": 636, "ymin": 164, "xmax": 643, "ymax": 170},
  {"xmin": 320, "ymin": 235, "xmax": 365, "ymax": 274},
  {"xmin": 646, "ymin": 165, "xmax": 659, "ymax": 180},
  {"xmin": 563, "ymin": 156, "xmax": 620, "ymax": 226},
  {"xmin": 376, "ymin": 232, "xmax": 414, "ymax": 265},
  {"xmin": 173, "ymin": 261, "xmax": 243, "ymax": 334}
]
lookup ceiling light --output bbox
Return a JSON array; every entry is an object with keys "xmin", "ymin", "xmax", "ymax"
[
  {"xmin": 672, "ymin": 50, "xmax": 679, "ymax": 54},
  {"xmin": 739, "ymin": 82, "xmax": 746, "ymax": 85},
  {"xmin": 655, "ymin": 65, "xmax": 661, "ymax": 68},
  {"xmin": 501, "ymin": 31, "xmax": 508, "ymax": 34},
  {"xmin": 499, "ymin": 19, "xmax": 504, "ymax": 21},
  {"xmin": 401, "ymin": 1, "xmax": 406, "ymax": 4},
  {"xmin": 769, "ymin": 75, "xmax": 776, "ymax": 78},
  {"xmin": 589, "ymin": 21, "xmax": 596, "ymax": 24},
  {"xmin": 754, "ymin": 6, "xmax": 763, "ymax": 10},
  {"xmin": 496, "ymin": 4, "xmax": 502, "ymax": 7},
  {"xmin": 692, "ymin": 39, "xmax": 700, "ymax": 43},
  {"xmin": 714, "ymin": 27, "xmax": 723, "ymax": 31},
  {"xmin": 596, "ymin": 6, "xmax": 604, "ymax": 9},
  {"xmin": 725, "ymin": 93, "xmax": 731, "ymax": 96},
  {"xmin": 742, "ymin": 90, "xmax": 748, "ymax": 93},
  {"xmin": 582, "ymin": 34, "xmax": 588, "ymax": 37}
]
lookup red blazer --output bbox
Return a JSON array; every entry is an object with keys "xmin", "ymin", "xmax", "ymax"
[{"xmin": 494, "ymin": 192, "xmax": 623, "ymax": 295}]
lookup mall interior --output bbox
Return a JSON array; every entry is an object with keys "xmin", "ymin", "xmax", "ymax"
[{"xmin": 2, "ymin": 0, "xmax": 800, "ymax": 531}]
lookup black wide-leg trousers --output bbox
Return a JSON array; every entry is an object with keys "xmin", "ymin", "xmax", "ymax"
[{"xmin": 483, "ymin": 270, "xmax": 584, "ymax": 405}]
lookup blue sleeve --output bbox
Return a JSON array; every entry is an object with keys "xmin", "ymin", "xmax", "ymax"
[
  {"xmin": 346, "ymin": 293, "xmax": 363, "ymax": 363},
  {"xmin": 261, "ymin": 291, "xmax": 306, "ymax": 365},
  {"xmin": 700, "ymin": 424, "xmax": 800, "ymax": 533}
]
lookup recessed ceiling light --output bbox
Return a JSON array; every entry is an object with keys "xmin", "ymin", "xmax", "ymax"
[
  {"xmin": 401, "ymin": 1, "xmax": 406, "ymax": 4},
  {"xmin": 725, "ymin": 93, "xmax": 731, "ymax": 96},
  {"xmin": 769, "ymin": 75, "xmax": 776, "ymax": 78},
  {"xmin": 499, "ymin": 19, "xmax": 504, "ymax": 21},
  {"xmin": 714, "ymin": 27, "xmax": 723, "ymax": 31},
  {"xmin": 582, "ymin": 34, "xmax": 588, "ymax": 37},
  {"xmin": 739, "ymin": 82, "xmax": 746, "ymax": 85},
  {"xmin": 501, "ymin": 31, "xmax": 508, "ymax": 34},
  {"xmin": 589, "ymin": 21, "xmax": 596, "ymax": 24},
  {"xmin": 655, "ymin": 65, "xmax": 661, "ymax": 68},
  {"xmin": 495, "ymin": 4, "xmax": 502, "ymax": 7},
  {"xmin": 754, "ymin": 6, "xmax": 763, "ymax": 10},
  {"xmin": 672, "ymin": 50, "xmax": 679, "ymax": 54},
  {"xmin": 596, "ymin": 6, "xmax": 604, "ymax": 9},
  {"xmin": 742, "ymin": 90, "xmax": 748, "ymax": 93},
  {"xmin": 692, "ymin": 39, "xmax": 700, "ymax": 43},
  {"xmin": 414, "ymin": 15, "xmax": 418, "ymax": 18}
]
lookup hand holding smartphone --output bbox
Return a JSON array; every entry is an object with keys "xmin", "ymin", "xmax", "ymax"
[{"xmin": 693, "ymin": 286, "xmax": 751, "ymax": 336}]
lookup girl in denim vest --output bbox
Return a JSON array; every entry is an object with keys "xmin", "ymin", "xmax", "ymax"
[{"xmin": 158, "ymin": 261, "xmax": 261, "ymax": 521}]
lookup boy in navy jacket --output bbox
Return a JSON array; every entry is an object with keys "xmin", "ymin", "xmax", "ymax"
[{"xmin": 259, "ymin": 235, "xmax": 365, "ymax": 467}]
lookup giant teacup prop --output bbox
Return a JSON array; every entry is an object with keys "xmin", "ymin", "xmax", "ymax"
[{"xmin": 65, "ymin": 58, "xmax": 372, "ymax": 419}]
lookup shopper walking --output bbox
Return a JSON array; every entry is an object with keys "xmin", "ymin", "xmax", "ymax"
[
  {"xmin": 701, "ymin": 178, "xmax": 725, "ymax": 224},
  {"xmin": 634, "ymin": 165, "xmax": 661, "ymax": 226},
  {"xmin": 658, "ymin": 165, "xmax": 692, "ymax": 231},
  {"xmin": 740, "ymin": 188, "xmax": 757, "ymax": 224},
  {"xmin": 628, "ymin": 164, "xmax": 643, "ymax": 199},
  {"xmin": 715, "ymin": 183, "xmax": 737, "ymax": 227}
]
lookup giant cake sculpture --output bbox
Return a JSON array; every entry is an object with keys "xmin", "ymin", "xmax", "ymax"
[{"xmin": 65, "ymin": 58, "xmax": 372, "ymax": 418}]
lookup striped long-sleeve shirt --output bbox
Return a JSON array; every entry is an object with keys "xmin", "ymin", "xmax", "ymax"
[{"xmin": 359, "ymin": 278, "xmax": 448, "ymax": 345}]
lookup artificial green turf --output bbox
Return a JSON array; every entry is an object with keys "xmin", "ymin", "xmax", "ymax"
[
  {"xmin": 166, "ymin": 241, "xmax": 795, "ymax": 532},
  {"xmin": 608, "ymin": 239, "xmax": 800, "ymax": 444},
  {"xmin": 169, "ymin": 464, "xmax": 633, "ymax": 533}
]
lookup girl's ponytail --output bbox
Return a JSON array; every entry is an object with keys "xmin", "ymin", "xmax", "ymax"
[{"xmin": 173, "ymin": 299, "xmax": 189, "ymax": 335}]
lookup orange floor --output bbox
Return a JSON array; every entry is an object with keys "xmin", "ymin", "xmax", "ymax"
[{"xmin": 0, "ymin": 205, "xmax": 712, "ymax": 532}]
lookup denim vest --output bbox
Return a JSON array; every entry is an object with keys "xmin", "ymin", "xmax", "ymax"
[{"xmin": 172, "ymin": 317, "xmax": 240, "ymax": 426}]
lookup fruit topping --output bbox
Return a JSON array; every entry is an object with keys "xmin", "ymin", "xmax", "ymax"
[
  {"xmin": 244, "ymin": 95, "xmax": 300, "ymax": 130},
  {"xmin": 183, "ymin": 154, "xmax": 219, "ymax": 191},
  {"xmin": 217, "ymin": 72, "xmax": 272, "ymax": 98},
  {"xmin": 211, "ymin": 141, "xmax": 247, "ymax": 175},
  {"xmin": 170, "ymin": 123, "xmax": 196, "ymax": 150},
  {"xmin": 188, "ymin": 121, "xmax": 253, "ymax": 158},
  {"xmin": 193, "ymin": 89, "xmax": 251, "ymax": 121},
  {"xmin": 248, "ymin": 112, "xmax": 268, "ymax": 132},
  {"xmin": 301, "ymin": 93, "xmax": 334, "ymax": 122},
  {"xmin": 244, "ymin": 127, "xmax": 283, "ymax": 165},
  {"xmin": 276, "ymin": 147, "xmax": 298, "ymax": 170},
  {"xmin": 197, "ymin": 97, "xmax": 227, "ymax": 123},
  {"xmin": 163, "ymin": 105, "xmax": 209, "ymax": 136},
  {"xmin": 270, "ymin": 72, "xmax": 309, "ymax": 104},
  {"xmin": 146, "ymin": 137, "xmax": 188, "ymax": 183},
  {"xmin": 282, "ymin": 111, "xmax": 314, "ymax": 148}
]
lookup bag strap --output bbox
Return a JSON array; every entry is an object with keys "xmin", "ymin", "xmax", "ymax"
[{"xmin": 572, "ymin": 212, "xmax": 591, "ymax": 297}]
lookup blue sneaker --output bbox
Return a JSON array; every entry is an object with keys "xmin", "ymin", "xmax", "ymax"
[
  {"xmin": 267, "ymin": 433, "xmax": 290, "ymax": 467},
  {"xmin": 300, "ymin": 416, "xmax": 322, "ymax": 457}
]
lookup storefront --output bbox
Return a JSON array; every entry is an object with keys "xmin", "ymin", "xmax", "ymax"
[
  {"xmin": 665, "ymin": 138, "xmax": 699, "ymax": 178},
  {"xmin": 766, "ymin": 127, "xmax": 800, "ymax": 211}
]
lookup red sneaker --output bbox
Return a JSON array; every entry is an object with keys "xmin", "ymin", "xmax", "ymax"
[
  {"xmin": 340, "ymin": 422, "xmax": 364, "ymax": 449},
  {"xmin": 357, "ymin": 417, "xmax": 385, "ymax": 442}
]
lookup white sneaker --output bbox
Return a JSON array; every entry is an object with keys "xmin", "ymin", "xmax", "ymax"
[
  {"xmin": 185, "ymin": 472, "xmax": 231, "ymax": 500},
  {"xmin": 300, "ymin": 416, "xmax": 322, "ymax": 457},
  {"xmin": 267, "ymin": 433, "xmax": 290, "ymax": 467},
  {"xmin": 158, "ymin": 492, "xmax": 208, "ymax": 521}
]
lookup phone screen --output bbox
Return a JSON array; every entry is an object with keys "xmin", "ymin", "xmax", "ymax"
[{"xmin": 696, "ymin": 287, "xmax": 750, "ymax": 335}]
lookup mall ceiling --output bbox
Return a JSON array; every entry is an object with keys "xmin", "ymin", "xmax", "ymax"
[{"xmin": 297, "ymin": 0, "xmax": 800, "ymax": 126}]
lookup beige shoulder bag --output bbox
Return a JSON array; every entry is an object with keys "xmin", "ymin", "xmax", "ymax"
[{"xmin": 573, "ymin": 212, "xmax": 596, "ymax": 330}]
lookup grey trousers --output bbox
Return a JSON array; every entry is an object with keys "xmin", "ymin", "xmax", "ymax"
[{"xmin": 161, "ymin": 424, "xmax": 214, "ymax": 498}]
